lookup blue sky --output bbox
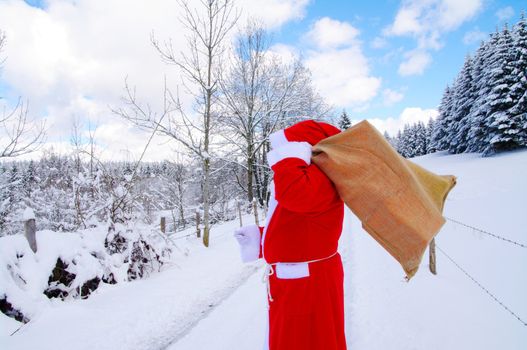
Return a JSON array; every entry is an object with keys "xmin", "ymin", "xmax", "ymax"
[
  {"xmin": 270, "ymin": 0, "xmax": 525, "ymax": 120},
  {"xmin": 0, "ymin": 0, "xmax": 525, "ymax": 160}
]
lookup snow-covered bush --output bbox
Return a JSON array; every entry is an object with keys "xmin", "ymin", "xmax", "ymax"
[{"xmin": 0, "ymin": 223, "xmax": 173, "ymax": 323}]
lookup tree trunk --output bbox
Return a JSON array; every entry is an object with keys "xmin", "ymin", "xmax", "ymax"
[
  {"xmin": 247, "ymin": 153, "xmax": 254, "ymax": 203},
  {"xmin": 253, "ymin": 199, "xmax": 259, "ymax": 226},
  {"xmin": 202, "ymin": 156, "xmax": 210, "ymax": 247},
  {"xmin": 160, "ymin": 217, "xmax": 166, "ymax": 234},
  {"xmin": 196, "ymin": 210, "xmax": 201, "ymax": 238}
]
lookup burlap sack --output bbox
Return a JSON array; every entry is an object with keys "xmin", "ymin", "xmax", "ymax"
[{"xmin": 312, "ymin": 120, "xmax": 456, "ymax": 279}]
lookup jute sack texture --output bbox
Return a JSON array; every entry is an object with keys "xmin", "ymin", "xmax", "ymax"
[{"xmin": 312, "ymin": 120, "xmax": 456, "ymax": 279}]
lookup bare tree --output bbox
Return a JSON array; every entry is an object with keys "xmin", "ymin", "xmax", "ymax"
[
  {"xmin": 219, "ymin": 21, "xmax": 332, "ymax": 206},
  {"xmin": 0, "ymin": 30, "xmax": 46, "ymax": 159},
  {"xmin": 114, "ymin": 0, "xmax": 238, "ymax": 247}
]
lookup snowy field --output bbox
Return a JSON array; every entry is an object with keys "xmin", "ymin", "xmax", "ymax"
[{"xmin": 1, "ymin": 150, "xmax": 526, "ymax": 349}]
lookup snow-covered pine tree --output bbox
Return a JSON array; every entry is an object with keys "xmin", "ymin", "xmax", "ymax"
[
  {"xmin": 483, "ymin": 24, "xmax": 518, "ymax": 155},
  {"xmin": 430, "ymin": 85, "xmax": 454, "ymax": 151},
  {"xmin": 426, "ymin": 118, "xmax": 435, "ymax": 153},
  {"xmin": 22, "ymin": 160, "xmax": 37, "ymax": 198},
  {"xmin": 395, "ymin": 130, "xmax": 404, "ymax": 156},
  {"xmin": 338, "ymin": 110, "xmax": 351, "ymax": 130},
  {"xmin": 396, "ymin": 126, "xmax": 406, "ymax": 157},
  {"xmin": 467, "ymin": 32, "xmax": 499, "ymax": 152},
  {"xmin": 508, "ymin": 12, "xmax": 527, "ymax": 149},
  {"xmin": 0, "ymin": 164, "xmax": 26, "ymax": 235},
  {"xmin": 383, "ymin": 131, "xmax": 395, "ymax": 148},
  {"xmin": 398, "ymin": 124, "xmax": 413, "ymax": 157},
  {"xmin": 414, "ymin": 122, "xmax": 427, "ymax": 156},
  {"xmin": 449, "ymin": 55, "xmax": 475, "ymax": 153}
]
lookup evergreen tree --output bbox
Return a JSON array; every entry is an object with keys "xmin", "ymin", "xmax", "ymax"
[
  {"xmin": 467, "ymin": 33, "xmax": 499, "ymax": 152},
  {"xmin": 394, "ymin": 130, "xmax": 402, "ymax": 155},
  {"xmin": 7, "ymin": 164, "xmax": 22, "ymax": 203},
  {"xmin": 338, "ymin": 110, "xmax": 351, "ymax": 130},
  {"xmin": 414, "ymin": 122, "xmax": 427, "ymax": 156},
  {"xmin": 383, "ymin": 131, "xmax": 394, "ymax": 148},
  {"xmin": 398, "ymin": 124, "xmax": 413, "ymax": 157},
  {"xmin": 426, "ymin": 118, "xmax": 435, "ymax": 153},
  {"xmin": 22, "ymin": 160, "xmax": 37, "ymax": 197},
  {"xmin": 449, "ymin": 55, "xmax": 475, "ymax": 153},
  {"xmin": 508, "ymin": 12, "xmax": 527, "ymax": 148},
  {"xmin": 484, "ymin": 25, "xmax": 518, "ymax": 154},
  {"xmin": 0, "ymin": 164, "xmax": 24, "ymax": 235},
  {"xmin": 430, "ymin": 85, "xmax": 454, "ymax": 151}
]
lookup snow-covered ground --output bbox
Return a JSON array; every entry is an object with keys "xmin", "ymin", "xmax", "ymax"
[
  {"xmin": 345, "ymin": 150, "xmax": 527, "ymax": 350},
  {"xmin": 2, "ymin": 150, "xmax": 526, "ymax": 349}
]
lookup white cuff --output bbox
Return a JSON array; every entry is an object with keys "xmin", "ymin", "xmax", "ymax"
[
  {"xmin": 267, "ymin": 142, "xmax": 312, "ymax": 167},
  {"xmin": 238, "ymin": 225, "xmax": 261, "ymax": 263},
  {"xmin": 269, "ymin": 129, "xmax": 288, "ymax": 149}
]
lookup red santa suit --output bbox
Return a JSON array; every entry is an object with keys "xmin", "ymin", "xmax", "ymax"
[{"xmin": 235, "ymin": 120, "xmax": 346, "ymax": 350}]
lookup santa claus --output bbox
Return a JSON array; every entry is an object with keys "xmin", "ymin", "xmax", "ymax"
[{"xmin": 234, "ymin": 120, "xmax": 346, "ymax": 350}]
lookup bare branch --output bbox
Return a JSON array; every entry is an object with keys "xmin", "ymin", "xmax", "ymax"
[{"xmin": 0, "ymin": 99, "xmax": 46, "ymax": 158}]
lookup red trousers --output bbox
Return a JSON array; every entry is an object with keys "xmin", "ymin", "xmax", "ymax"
[{"xmin": 268, "ymin": 254, "xmax": 346, "ymax": 350}]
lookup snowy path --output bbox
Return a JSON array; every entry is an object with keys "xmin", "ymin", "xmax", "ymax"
[{"xmin": 167, "ymin": 268, "xmax": 268, "ymax": 350}]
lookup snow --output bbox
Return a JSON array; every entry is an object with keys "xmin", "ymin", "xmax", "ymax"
[
  {"xmin": 2, "ymin": 150, "xmax": 527, "ymax": 349},
  {"xmin": 1, "ymin": 216, "xmax": 261, "ymax": 350},
  {"xmin": 22, "ymin": 208, "xmax": 35, "ymax": 221},
  {"xmin": 345, "ymin": 150, "xmax": 527, "ymax": 350}
]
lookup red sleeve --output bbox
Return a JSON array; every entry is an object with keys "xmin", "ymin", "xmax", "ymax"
[{"xmin": 272, "ymin": 157, "xmax": 339, "ymax": 213}]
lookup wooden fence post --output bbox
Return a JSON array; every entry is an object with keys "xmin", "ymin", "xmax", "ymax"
[
  {"xmin": 25, "ymin": 218, "xmax": 37, "ymax": 253},
  {"xmin": 253, "ymin": 199, "xmax": 259, "ymax": 226},
  {"xmin": 429, "ymin": 238, "xmax": 437, "ymax": 275},
  {"xmin": 196, "ymin": 210, "xmax": 201, "ymax": 238},
  {"xmin": 160, "ymin": 217, "xmax": 166, "ymax": 234},
  {"xmin": 237, "ymin": 201, "xmax": 243, "ymax": 227}
]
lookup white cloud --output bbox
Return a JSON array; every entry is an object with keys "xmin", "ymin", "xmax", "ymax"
[
  {"xmin": 463, "ymin": 28, "xmax": 487, "ymax": 45},
  {"xmin": 0, "ymin": 0, "xmax": 309, "ymax": 161},
  {"xmin": 303, "ymin": 18, "xmax": 381, "ymax": 108},
  {"xmin": 363, "ymin": 107, "xmax": 438, "ymax": 136},
  {"xmin": 382, "ymin": 88, "xmax": 404, "ymax": 106},
  {"xmin": 437, "ymin": 0, "xmax": 482, "ymax": 31},
  {"xmin": 267, "ymin": 44, "xmax": 299, "ymax": 64},
  {"xmin": 398, "ymin": 50, "xmax": 432, "ymax": 76},
  {"xmin": 239, "ymin": 0, "xmax": 309, "ymax": 29},
  {"xmin": 305, "ymin": 17, "xmax": 359, "ymax": 49},
  {"xmin": 371, "ymin": 36, "xmax": 388, "ymax": 49},
  {"xmin": 496, "ymin": 6, "xmax": 515, "ymax": 21},
  {"xmin": 306, "ymin": 47, "xmax": 381, "ymax": 107},
  {"xmin": 385, "ymin": 5, "xmax": 422, "ymax": 36},
  {"xmin": 384, "ymin": 0, "xmax": 483, "ymax": 76}
]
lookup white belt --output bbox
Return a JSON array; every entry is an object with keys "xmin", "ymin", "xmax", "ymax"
[{"xmin": 262, "ymin": 251, "xmax": 338, "ymax": 302}]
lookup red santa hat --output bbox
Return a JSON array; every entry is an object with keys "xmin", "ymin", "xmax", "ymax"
[
  {"xmin": 269, "ymin": 120, "xmax": 341, "ymax": 149},
  {"xmin": 267, "ymin": 120, "xmax": 341, "ymax": 167}
]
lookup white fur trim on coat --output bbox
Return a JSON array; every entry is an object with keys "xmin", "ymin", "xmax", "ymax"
[
  {"xmin": 275, "ymin": 262, "xmax": 310, "ymax": 279},
  {"xmin": 269, "ymin": 129, "xmax": 288, "ymax": 149},
  {"xmin": 267, "ymin": 141, "xmax": 312, "ymax": 167}
]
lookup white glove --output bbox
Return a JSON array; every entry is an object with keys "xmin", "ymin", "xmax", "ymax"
[{"xmin": 234, "ymin": 224, "xmax": 261, "ymax": 263}]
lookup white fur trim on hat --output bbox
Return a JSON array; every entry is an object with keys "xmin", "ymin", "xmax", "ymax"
[
  {"xmin": 267, "ymin": 141, "xmax": 312, "ymax": 167},
  {"xmin": 269, "ymin": 129, "xmax": 288, "ymax": 149}
]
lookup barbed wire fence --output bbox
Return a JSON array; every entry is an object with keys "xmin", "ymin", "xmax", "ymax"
[
  {"xmin": 435, "ymin": 216, "xmax": 527, "ymax": 327},
  {"xmin": 445, "ymin": 216, "xmax": 527, "ymax": 249}
]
